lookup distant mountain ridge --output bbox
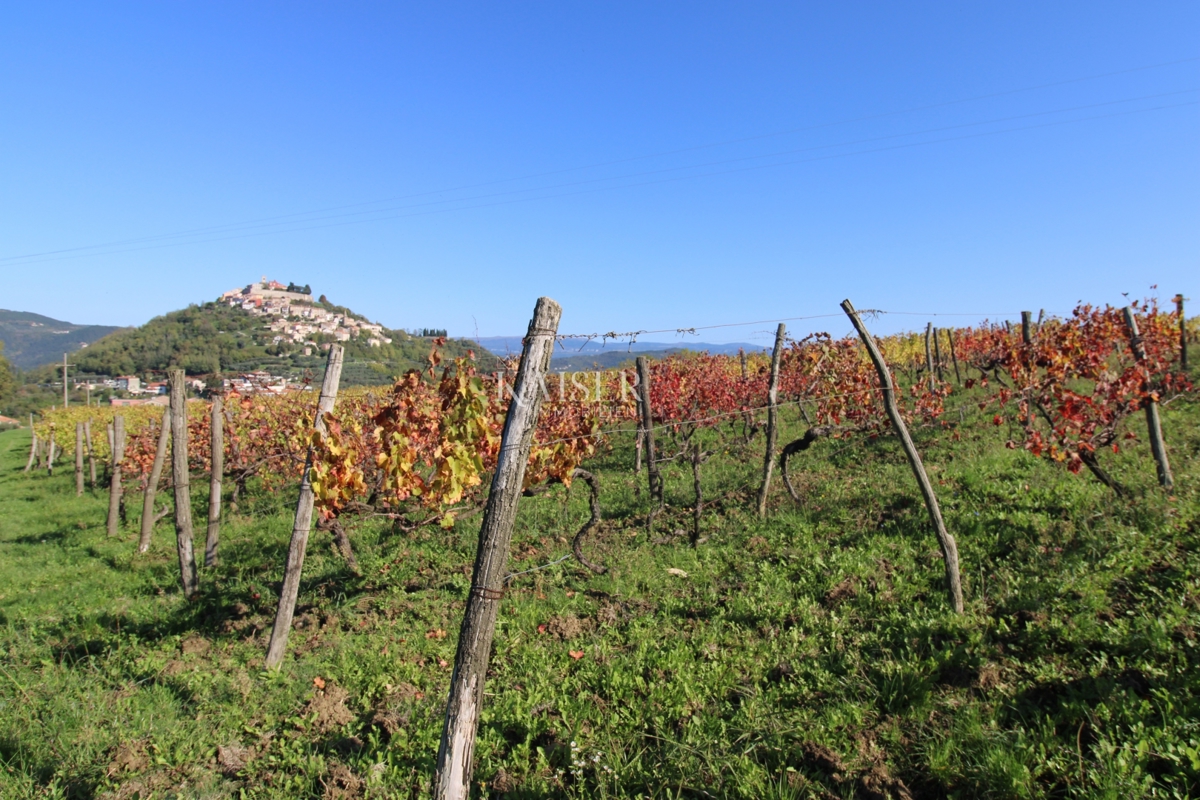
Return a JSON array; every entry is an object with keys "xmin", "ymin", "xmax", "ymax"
[
  {"xmin": 476, "ymin": 336, "xmax": 768, "ymax": 372},
  {"xmin": 0, "ymin": 309, "xmax": 124, "ymax": 370}
]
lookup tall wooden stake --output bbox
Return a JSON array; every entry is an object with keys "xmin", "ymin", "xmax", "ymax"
[
  {"xmin": 24, "ymin": 415, "xmax": 37, "ymax": 473},
  {"xmin": 1177, "ymin": 294, "xmax": 1188, "ymax": 372},
  {"xmin": 1123, "ymin": 307, "xmax": 1174, "ymax": 490},
  {"xmin": 46, "ymin": 425, "xmax": 56, "ymax": 476},
  {"xmin": 924, "ymin": 323, "xmax": 936, "ymax": 391},
  {"xmin": 946, "ymin": 328, "xmax": 962, "ymax": 385},
  {"xmin": 170, "ymin": 370, "xmax": 199, "ymax": 598},
  {"xmin": 139, "ymin": 409, "xmax": 171, "ymax": 553},
  {"xmin": 932, "ymin": 327, "xmax": 944, "ymax": 382},
  {"xmin": 1021, "ymin": 311, "xmax": 1033, "ymax": 346},
  {"xmin": 205, "ymin": 395, "xmax": 224, "ymax": 567},
  {"xmin": 106, "ymin": 416, "xmax": 126, "ymax": 537},
  {"xmin": 756, "ymin": 323, "xmax": 786, "ymax": 518},
  {"xmin": 75, "ymin": 422, "xmax": 85, "ymax": 496},
  {"xmin": 264, "ymin": 345, "xmax": 345, "ymax": 668},
  {"xmin": 636, "ymin": 356, "xmax": 661, "ymax": 503},
  {"xmin": 85, "ymin": 419, "xmax": 97, "ymax": 488},
  {"xmin": 842, "ymin": 300, "xmax": 964, "ymax": 614},
  {"xmin": 432, "ymin": 298, "xmax": 561, "ymax": 800}
]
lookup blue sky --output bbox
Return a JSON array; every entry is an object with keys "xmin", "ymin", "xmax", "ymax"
[{"xmin": 1, "ymin": 2, "xmax": 1196, "ymax": 345}]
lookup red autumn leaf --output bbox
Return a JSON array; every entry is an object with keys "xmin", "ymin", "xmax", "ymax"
[
  {"xmin": 568, "ymin": 650, "xmax": 585, "ymax": 660},
  {"xmin": 313, "ymin": 676, "xmax": 326, "ymax": 690}
]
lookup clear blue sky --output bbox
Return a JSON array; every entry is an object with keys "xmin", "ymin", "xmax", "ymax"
[{"xmin": 2, "ymin": 2, "xmax": 1196, "ymax": 345}]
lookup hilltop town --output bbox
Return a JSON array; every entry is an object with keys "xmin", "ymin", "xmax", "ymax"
[{"xmin": 221, "ymin": 277, "xmax": 394, "ymax": 351}]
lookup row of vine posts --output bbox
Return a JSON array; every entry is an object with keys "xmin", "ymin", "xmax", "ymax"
[{"xmin": 16, "ymin": 291, "xmax": 1190, "ymax": 799}]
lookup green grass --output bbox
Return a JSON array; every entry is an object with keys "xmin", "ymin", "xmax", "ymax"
[{"xmin": 1, "ymin": 388, "xmax": 1198, "ymax": 799}]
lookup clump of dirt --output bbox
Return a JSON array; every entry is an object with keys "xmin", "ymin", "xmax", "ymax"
[
  {"xmin": 594, "ymin": 602, "xmax": 620, "ymax": 626},
  {"xmin": 489, "ymin": 768, "xmax": 519, "ymax": 793},
  {"xmin": 216, "ymin": 743, "xmax": 251, "ymax": 777},
  {"xmin": 368, "ymin": 683, "xmax": 423, "ymax": 740},
  {"xmin": 322, "ymin": 762, "xmax": 363, "ymax": 799},
  {"xmin": 546, "ymin": 614, "xmax": 589, "ymax": 640},
  {"xmin": 303, "ymin": 683, "xmax": 355, "ymax": 734},
  {"xmin": 857, "ymin": 761, "xmax": 913, "ymax": 800},
  {"xmin": 823, "ymin": 577, "xmax": 858, "ymax": 608},
  {"xmin": 180, "ymin": 635, "xmax": 211, "ymax": 656},
  {"xmin": 975, "ymin": 664, "xmax": 1003, "ymax": 691},
  {"xmin": 105, "ymin": 741, "xmax": 149, "ymax": 778},
  {"xmin": 294, "ymin": 612, "xmax": 321, "ymax": 631},
  {"xmin": 800, "ymin": 742, "xmax": 847, "ymax": 782},
  {"xmin": 766, "ymin": 662, "xmax": 795, "ymax": 684}
]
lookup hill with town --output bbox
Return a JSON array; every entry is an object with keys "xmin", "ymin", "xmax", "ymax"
[{"xmin": 68, "ymin": 278, "xmax": 496, "ymax": 392}]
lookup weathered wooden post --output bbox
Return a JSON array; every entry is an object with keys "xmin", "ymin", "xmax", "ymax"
[
  {"xmin": 946, "ymin": 329, "xmax": 962, "ymax": 385},
  {"xmin": 205, "ymin": 395, "xmax": 224, "ymax": 567},
  {"xmin": 924, "ymin": 323, "xmax": 936, "ymax": 391},
  {"xmin": 842, "ymin": 300, "xmax": 964, "ymax": 614},
  {"xmin": 106, "ymin": 415, "xmax": 126, "ymax": 536},
  {"xmin": 264, "ymin": 345, "xmax": 345, "ymax": 668},
  {"xmin": 85, "ymin": 419, "xmax": 97, "ymax": 488},
  {"xmin": 170, "ymin": 370, "xmax": 199, "ymax": 598},
  {"xmin": 691, "ymin": 441, "xmax": 705, "ymax": 546},
  {"xmin": 432, "ymin": 298, "xmax": 561, "ymax": 800},
  {"xmin": 1123, "ymin": 307, "xmax": 1174, "ymax": 490},
  {"xmin": 635, "ymin": 356, "xmax": 661, "ymax": 504},
  {"xmin": 24, "ymin": 415, "xmax": 37, "ymax": 473},
  {"xmin": 1177, "ymin": 294, "xmax": 1188, "ymax": 372},
  {"xmin": 46, "ymin": 424, "xmax": 56, "ymax": 476},
  {"xmin": 75, "ymin": 422, "xmax": 85, "ymax": 496},
  {"xmin": 138, "ymin": 408, "xmax": 171, "ymax": 553},
  {"xmin": 1021, "ymin": 311, "xmax": 1033, "ymax": 346},
  {"xmin": 932, "ymin": 327, "xmax": 945, "ymax": 382},
  {"xmin": 756, "ymin": 323, "xmax": 786, "ymax": 518}
]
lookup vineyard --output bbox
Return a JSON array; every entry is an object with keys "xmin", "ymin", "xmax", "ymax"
[{"xmin": 2, "ymin": 295, "xmax": 1197, "ymax": 799}]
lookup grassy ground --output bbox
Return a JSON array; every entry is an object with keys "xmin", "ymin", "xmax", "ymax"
[{"xmin": 0, "ymin": 387, "xmax": 1198, "ymax": 799}]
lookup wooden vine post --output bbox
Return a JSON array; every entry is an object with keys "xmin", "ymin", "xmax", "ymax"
[
  {"xmin": 842, "ymin": 300, "xmax": 964, "ymax": 614},
  {"xmin": 635, "ymin": 356, "xmax": 661, "ymax": 504},
  {"xmin": 1123, "ymin": 307, "xmax": 1174, "ymax": 489},
  {"xmin": 1021, "ymin": 311, "xmax": 1033, "ymax": 346},
  {"xmin": 205, "ymin": 394, "xmax": 224, "ymax": 567},
  {"xmin": 106, "ymin": 415, "xmax": 126, "ymax": 537},
  {"xmin": 432, "ymin": 297, "xmax": 561, "ymax": 800},
  {"xmin": 46, "ymin": 424, "xmax": 56, "ymax": 476},
  {"xmin": 932, "ymin": 327, "xmax": 944, "ymax": 382},
  {"xmin": 691, "ymin": 441, "xmax": 711, "ymax": 546},
  {"xmin": 75, "ymin": 422, "xmax": 85, "ymax": 496},
  {"xmin": 946, "ymin": 329, "xmax": 962, "ymax": 385},
  {"xmin": 924, "ymin": 323, "xmax": 936, "ymax": 391},
  {"xmin": 169, "ymin": 370, "xmax": 199, "ymax": 598},
  {"xmin": 756, "ymin": 323, "xmax": 786, "ymax": 518},
  {"xmin": 1177, "ymin": 294, "xmax": 1188, "ymax": 372},
  {"xmin": 85, "ymin": 419, "xmax": 97, "ymax": 488},
  {"xmin": 139, "ymin": 408, "xmax": 171, "ymax": 553},
  {"xmin": 264, "ymin": 345, "xmax": 345, "ymax": 669},
  {"xmin": 24, "ymin": 414, "xmax": 37, "ymax": 473}
]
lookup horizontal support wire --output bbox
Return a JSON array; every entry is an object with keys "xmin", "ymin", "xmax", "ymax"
[{"xmin": 489, "ymin": 307, "xmax": 1073, "ymax": 350}]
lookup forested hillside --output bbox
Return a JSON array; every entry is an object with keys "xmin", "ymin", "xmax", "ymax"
[{"xmin": 73, "ymin": 300, "xmax": 496, "ymax": 382}]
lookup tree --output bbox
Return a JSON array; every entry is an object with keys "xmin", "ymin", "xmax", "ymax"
[{"xmin": 0, "ymin": 343, "xmax": 15, "ymax": 406}]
